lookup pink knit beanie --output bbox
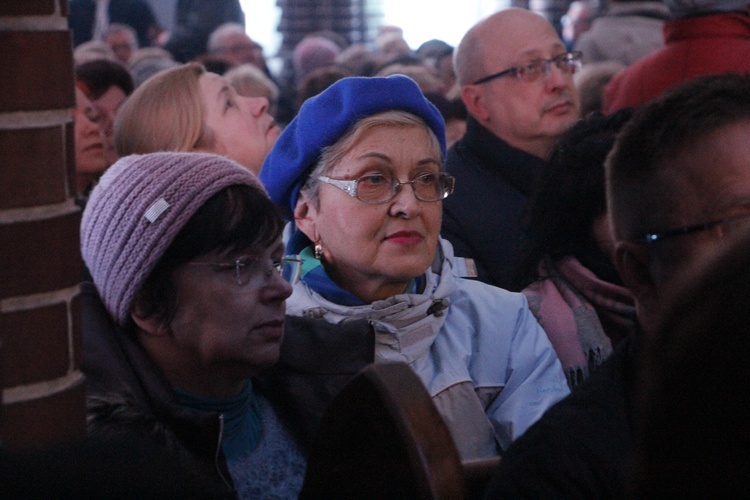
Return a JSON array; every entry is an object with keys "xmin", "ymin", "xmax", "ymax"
[{"xmin": 80, "ymin": 152, "xmax": 266, "ymax": 325}]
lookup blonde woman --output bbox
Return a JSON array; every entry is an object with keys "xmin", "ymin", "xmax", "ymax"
[{"xmin": 114, "ymin": 63, "xmax": 280, "ymax": 175}]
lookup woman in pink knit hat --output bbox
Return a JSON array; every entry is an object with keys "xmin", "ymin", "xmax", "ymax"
[{"xmin": 80, "ymin": 151, "xmax": 305, "ymax": 498}]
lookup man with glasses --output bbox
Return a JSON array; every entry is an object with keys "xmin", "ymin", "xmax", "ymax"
[
  {"xmin": 442, "ymin": 7, "xmax": 581, "ymax": 291},
  {"xmin": 484, "ymin": 73, "xmax": 750, "ymax": 497}
]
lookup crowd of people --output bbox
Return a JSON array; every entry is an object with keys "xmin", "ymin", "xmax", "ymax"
[{"xmin": 39, "ymin": 0, "xmax": 750, "ymax": 497}]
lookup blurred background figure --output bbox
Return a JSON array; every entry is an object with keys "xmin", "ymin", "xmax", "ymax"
[
  {"xmin": 574, "ymin": 0, "xmax": 668, "ymax": 65},
  {"xmin": 336, "ymin": 43, "xmax": 378, "ymax": 77},
  {"xmin": 73, "ymin": 40, "xmax": 116, "ymax": 65},
  {"xmin": 162, "ymin": 0, "xmax": 245, "ymax": 63},
  {"xmin": 103, "ymin": 22, "xmax": 138, "ymax": 65},
  {"xmin": 73, "ymin": 85, "xmax": 107, "ymax": 204},
  {"xmin": 69, "ymin": 0, "xmax": 161, "ymax": 48},
  {"xmin": 273, "ymin": 34, "xmax": 345, "ymax": 124},
  {"xmin": 128, "ymin": 46, "xmax": 179, "ymax": 87},
  {"xmin": 375, "ymin": 61, "xmax": 445, "ymax": 96},
  {"xmin": 207, "ymin": 22, "xmax": 269, "ymax": 73},
  {"xmin": 575, "ymin": 60, "xmax": 627, "ymax": 116},
  {"xmin": 604, "ymin": 0, "xmax": 750, "ymax": 113},
  {"xmin": 225, "ymin": 63, "xmax": 281, "ymax": 118},
  {"xmin": 76, "ymin": 58, "xmax": 135, "ymax": 166},
  {"xmin": 561, "ymin": 0, "xmax": 597, "ymax": 50},
  {"xmin": 292, "ymin": 35, "xmax": 343, "ymax": 86},
  {"xmin": 433, "ymin": 44, "xmax": 459, "ymax": 99},
  {"xmin": 373, "ymin": 26, "xmax": 413, "ymax": 66},
  {"xmin": 424, "ymin": 93, "xmax": 467, "ymax": 149},
  {"xmin": 295, "ymin": 64, "xmax": 353, "ymax": 111}
]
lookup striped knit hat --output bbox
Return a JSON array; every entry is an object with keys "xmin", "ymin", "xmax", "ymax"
[{"xmin": 80, "ymin": 152, "xmax": 265, "ymax": 325}]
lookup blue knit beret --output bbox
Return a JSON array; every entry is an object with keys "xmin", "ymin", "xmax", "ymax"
[{"xmin": 259, "ymin": 75, "xmax": 447, "ymax": 217}]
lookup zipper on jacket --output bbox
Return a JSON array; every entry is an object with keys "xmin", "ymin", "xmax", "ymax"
[{"xmin": 215, "ymin": 414, "xmax": 234, "ymax": 491}]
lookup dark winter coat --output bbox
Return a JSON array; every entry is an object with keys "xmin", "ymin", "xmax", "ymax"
[{"xmin": 441, "ymin": 117, "xmax": 545, "ymax": 291}]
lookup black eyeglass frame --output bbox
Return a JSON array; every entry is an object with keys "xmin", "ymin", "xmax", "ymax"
[
  {"xmin": 633, "ymin": 211, "xmax": 750, "ymax": 244},
  {"xmin": 472, "ymin": 51, "xmax": 583, "ymax": 85}
]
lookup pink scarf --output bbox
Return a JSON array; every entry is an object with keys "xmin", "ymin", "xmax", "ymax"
[{"xmin": 522, "ymin": 255, "xmax": 636, "ymax": 389}]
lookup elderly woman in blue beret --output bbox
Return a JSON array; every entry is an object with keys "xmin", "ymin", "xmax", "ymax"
[{"xmin": 259, "ymin": 75, "xmax": 569, "ymax": 460}]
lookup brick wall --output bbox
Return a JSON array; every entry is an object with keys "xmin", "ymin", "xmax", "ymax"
[{"xmin": 0, "ymin": 0, "xmax": 86, "ymax": 449}]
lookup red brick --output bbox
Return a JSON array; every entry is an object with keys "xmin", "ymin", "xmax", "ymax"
[
  {"xmin": 0, "ymin": 211, "xmax": 83, "ymax": 300},
  {"xmin": 0, "ymin": 31, "xmax": 75, "ymax": 112},
  {"xmin": 0, "ymin": 381, "xmax": 86, "ymax": 450},
  {"xmin": 0, "ymin": 126, "xmax": 69, "ymax": 209},
  {"xmin": 65, "ymin": 121, "xmax": 76, "ymax": 196},
  {"xmin": 71, "ymin": 292, "xmax": 82, "ymax": 370},
  {"xmin": 0, "ymin": 0, "xmax": 58, "ymax": 16},
  {"xmin": 0, "ymin": 303, "xmax": 72, "ymax": 387}
]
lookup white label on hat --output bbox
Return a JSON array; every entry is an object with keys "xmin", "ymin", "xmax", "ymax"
[{"xmin": 144, "ymin": 198, "xmax": 170, "ymax": 223}]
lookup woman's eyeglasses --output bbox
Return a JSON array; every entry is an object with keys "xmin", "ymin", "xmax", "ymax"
[
  {"xmin": 317, "ymin": 172, "xmax": 455, "ymax": 204},
  {"xmin": 472, "ymin": 51, "xmax": 583, "ymax": 85},
  {"xmin": 188, "ymin": 255, "xmax": 302, "ymax": 286}
]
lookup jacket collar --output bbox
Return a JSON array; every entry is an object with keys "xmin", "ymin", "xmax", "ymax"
[
  {"xmin": 286, "ymin": 238, "xmax": 459, "ymax": 363},
  {"xmin": 451, "ymin": 117, "xmax": 546, "ymax": 197}
]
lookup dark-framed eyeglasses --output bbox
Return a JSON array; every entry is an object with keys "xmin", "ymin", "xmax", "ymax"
[
  {"xmin": 317, "ymin": 171, "xmax": 455, "ymax": 204},
  {"xmin": 472, "ymin": 51, "xmax": 583, "ymax": 85},
  {"xmin": 633, "ymin": 211, "xmax": 750, "ymax": 245},
  {"xmin": 188, "ymin": 255, "xmax": 302, "ymax": 286}
]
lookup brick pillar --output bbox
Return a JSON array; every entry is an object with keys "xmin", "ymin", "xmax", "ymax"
[{"xmin": 0, "ymin": 0, "xmax": 86, "ymax": 449}]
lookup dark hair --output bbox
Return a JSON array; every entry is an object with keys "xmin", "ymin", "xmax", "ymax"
[
  {"xmin": 136, "ymin": 184, "xmax": 285, "ymax": 326},
  {"xmin": 75, "ymin": 59, "xmax": 135, "ymax": 98},
  {"xmin": 192, "ymin": 55, "xmax": 232, "ymax": 76},
  {"xmin": 415, "ymin": 39, "xmax": 453, "ymax": 60},
  {"xmin": 296, "ymin": 64, "xmax": 353, "ymax": 109},
  {"xmin": 373, "ymin": 53, "xmax": 425, "ymax": 75},
  {"xmin": 607, "ymin": 73, "xmax": 750, "ymax": 192},
  {"xmin": 517, "ymin": 108, "xmax": 633, "ymax": 288},
  {"xmin": 424, "ymin": 93, "xmax": 467, "ymax": 122}
]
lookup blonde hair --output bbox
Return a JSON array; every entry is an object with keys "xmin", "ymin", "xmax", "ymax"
[
  {"xmin": 301, "ymin": 110, "xmax": 442, "ymax": 208},
  {"xmin": 114, "ymin": 63, "xmax": 212, "ymax": 157},
  {"xmin": 224, "ymin": 63, "xmax": 279, "ymax": 101}
]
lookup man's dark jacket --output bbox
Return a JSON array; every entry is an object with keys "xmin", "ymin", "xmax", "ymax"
[
  {"xmin": 484, "ymin": 334, "xmax": 641, "ymax": 497},
  {"xmin": 442, "ymin": 117, "xmax": 545, "ymax": 291},
  {"xmin": 81, "ymin": 282, "xmax": 234, "ymax": 497}
]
